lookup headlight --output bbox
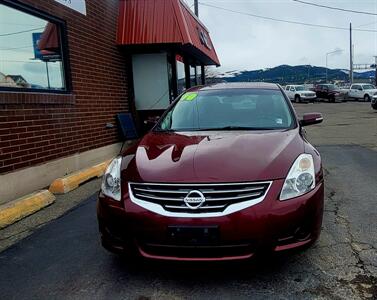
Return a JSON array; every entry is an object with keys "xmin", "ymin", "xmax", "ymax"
[
  {"xmin": 280, "ymin": 154, "xmax": 315, "ymax": 201},
  {"xmin": 101, "ymin": 157, "xmax": 122, "ymax": 201}
]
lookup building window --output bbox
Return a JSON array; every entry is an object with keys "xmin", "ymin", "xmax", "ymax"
[
  {"xmin": 176, "ymin": 57, "xmax": 185, "ymax": 95},
  {"xmin": 197, "ymin": 66, "xmax": 202, "ymax": 85},
  {"xmin": 0, "ymin": 2, "xmax": 68, "ymax": 92},
  {"xmin": 190, "ymin": 65, "xmax": 197, "ymax": 87}
]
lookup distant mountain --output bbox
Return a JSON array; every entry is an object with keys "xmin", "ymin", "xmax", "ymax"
[{"xmin": 208, "ymin": 65, "xmax": 375, "ymax": 85}]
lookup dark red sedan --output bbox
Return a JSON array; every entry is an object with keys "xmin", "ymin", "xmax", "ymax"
[{"xmin": 97, "ymin": 82, "xmax": 324, "ymax": 261}]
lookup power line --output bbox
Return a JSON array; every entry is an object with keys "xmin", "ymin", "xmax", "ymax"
[
  {"xmin": 0, "ymin": 45, "xmax": 33, "ymax": 51},
  {"xmin": 292, "ymin": 0, "xmax": 377, "ymax": 16},
  {"xmin": 355, "ymin": 21, "xmax": 377, "ymax": 28},
  {"xmin": 199, "ymin": 2, "xmax": 377, "ymax": 33},
  {"xmin": 0, "ymin": 27, "xmax": 45, "ymax": 37}
]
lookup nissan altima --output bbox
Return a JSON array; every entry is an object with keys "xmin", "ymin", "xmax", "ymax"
[{"xmin": 97, "ymin": 82, "xmax": 324, "ymax": 261}]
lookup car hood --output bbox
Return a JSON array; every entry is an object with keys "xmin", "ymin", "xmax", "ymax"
[{"xmin": 121, "ymin": 129, "xmax": 305, "ymax": 183}]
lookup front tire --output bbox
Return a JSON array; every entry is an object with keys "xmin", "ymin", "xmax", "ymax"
[
  {"xmin": 364, "ymin": 94, "xmax": 371, "ymax": 102},
  {"xmin": 295, "ymin": 95, "xmax": 300, "ymax": 103}
]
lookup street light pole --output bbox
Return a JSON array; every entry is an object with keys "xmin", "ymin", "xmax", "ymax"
[
  {"xmin": 326, "ymin": 49, "xmax": 343, "ymax": 83},
  {"xmin": 326, "ymin": 54, "xmax": 328, "ymax": 82},
  {"xmin": 194, "ymin": 0, "xmax": 199, "ymax": 17},
  {"xmin": 374, "ymin": 56, "xmax": 377, "ymax": 86},
  {"xmin": 350, "ymin": 23, "xmax": 353, "ymax": 84}
]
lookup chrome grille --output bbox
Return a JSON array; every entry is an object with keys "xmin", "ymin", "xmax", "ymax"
[{"xmin": 129, "ymin": 182, "xmax": 271, "ymax": 215}]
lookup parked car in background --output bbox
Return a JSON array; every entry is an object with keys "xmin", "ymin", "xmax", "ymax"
[
  {"xmin": 348, "ymin": 84, "xmax": 377, "ymax": 102},
  {"xmin": 284, "ymin": 85, "xmax": 316, "ymax": 103},
  {"xmin": 371, "ymin": 94, "xmax": 377, "ymax": 110},
  {"xmin": 314, "ymin": 84, "xmax": 346, "ymax": 102},
  {"xmin": 98, "ymin": 82, "xmax": 325, "ymax": 261}
]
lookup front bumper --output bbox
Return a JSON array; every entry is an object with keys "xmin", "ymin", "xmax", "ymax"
[
  {"xmin": 300, "ymin": 95, "xmax": 316, "ymax": 101},
  {"xmin": 372, "ymin": 97, "xmax": 377, "ymax": 109},
  {"xmin": 97, "ymin": 179, "xmax": 324, "ymax": 261}
]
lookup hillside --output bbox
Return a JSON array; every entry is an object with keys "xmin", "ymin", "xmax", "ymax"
[{"xmin": 208, "ymin": 65, "xmax": 375, "ymax": 85}]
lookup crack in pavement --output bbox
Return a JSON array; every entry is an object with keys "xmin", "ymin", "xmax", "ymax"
[{"xmin": 324, "ymin": 171, "xmax": 377, "ymax": 299}]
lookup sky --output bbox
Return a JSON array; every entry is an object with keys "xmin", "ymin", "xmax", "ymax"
[{"xmin": 183, "ymin": 0, "xmax": 377, "ymax": 72}]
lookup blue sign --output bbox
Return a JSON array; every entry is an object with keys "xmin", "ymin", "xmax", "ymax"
[
  {"xmin": 32, "ymin": 32, "xmax": 61, "ymax": 61},
  {"xmin": 32, "ymin": 32, "xmax": 43, "ymax": 60}
]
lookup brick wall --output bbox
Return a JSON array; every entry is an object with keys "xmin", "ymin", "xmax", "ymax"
[{"xmin": 0, "ymin": 0, "xmax": 131, "ymax": 174}]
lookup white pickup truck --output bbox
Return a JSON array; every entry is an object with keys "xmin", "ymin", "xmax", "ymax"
[
  {"xmin": 284, "ymin": 85, "xmax": 316, "ymax": 102},
  {"xmin": 348, "ymin": 83, "xmax": 377, "ymax": 102}
]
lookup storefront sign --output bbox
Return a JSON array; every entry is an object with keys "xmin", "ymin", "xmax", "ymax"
[{"xmin": 54, "ymin": 0, "xmax": 86, "ymax": 15}]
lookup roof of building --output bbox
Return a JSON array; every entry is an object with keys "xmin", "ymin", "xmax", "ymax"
[
  {"xmin": 117, "ymin": 0, "xmax": 220, "ymax": 66},
  {"xmin": 6, "ymin": 75, "xmax": 27, "ymax": 83}
]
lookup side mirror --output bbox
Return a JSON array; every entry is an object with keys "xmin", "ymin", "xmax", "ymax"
[{"xmin": 300, "ymin": 113, "xmax": 323, "ymax": 126}]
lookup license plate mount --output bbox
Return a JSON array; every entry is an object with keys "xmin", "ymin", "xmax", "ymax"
[{"xmin": 167, "ymin": 226, "xmax": 219, "ymax": 245}]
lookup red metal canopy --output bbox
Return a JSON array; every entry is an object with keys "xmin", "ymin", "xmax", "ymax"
[
  {"xmin": 38, "ymin": 23, "xmax": 59, "ymax": 51},
  {"xmin": 117, "ymin": 0, "xmax": 220, "ymax": 66}
]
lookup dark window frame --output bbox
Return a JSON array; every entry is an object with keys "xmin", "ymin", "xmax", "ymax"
[{"xmin": 0, "ymin": 0, "xmax": 72, "ymax": 94}]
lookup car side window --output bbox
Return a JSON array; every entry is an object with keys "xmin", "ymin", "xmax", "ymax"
[
  {"xmin": 350, "ymin": 85, "xmax": 356, "ymax": 89},
  {"xmin": 285, "ymin": 86, "xmax": 290, "ymax": 90}
]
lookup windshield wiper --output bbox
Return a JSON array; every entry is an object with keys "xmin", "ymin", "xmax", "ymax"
[{"xmin": 194, "ymin": 126, "xmax": 277, "ymax": 131}]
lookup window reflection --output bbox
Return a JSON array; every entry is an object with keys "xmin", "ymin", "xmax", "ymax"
[
  {"xmin": 176, "ymin": 55, "xmax": 185, "ymax": 94},
  {"xmin": 0, "ymin": 4, "xmax": 65, "ymax": 91}
]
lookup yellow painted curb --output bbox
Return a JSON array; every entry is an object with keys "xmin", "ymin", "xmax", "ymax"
[
  {"xmin": 49, "ymin": 160, "xmax": 111, "ymax": 194},
  {"xmin": 0, "ymin": 190, "xmax": 55, "ymax": 229}
]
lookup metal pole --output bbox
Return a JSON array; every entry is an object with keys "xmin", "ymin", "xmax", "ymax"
[
  {"xmin": 326, "ymin": 54, "xmax": 328, "ymax": 82},
  {"xmin": 45, "ymin": 61, "xmax": 50, "ymax": 89},
  {"xmin": 194, "ymin": 0, "xmax": 199, "ymax": 17},
  {"xmin": 350, "ymin": 23, "xmax": 353, "ymax": 84},
  {"xmin": 201, "ymin": 64, "xmax": 205, "ymax": 85},
  {"xmin": 374, "ymin": 56, "xmax": 377, "ymax": 86}
]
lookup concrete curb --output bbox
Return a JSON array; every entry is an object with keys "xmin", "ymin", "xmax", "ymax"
[
  {"xmin": 49, "ymin": 160, "xmax": 111, "ymax": 194},
  {"xmin": 0, "ymin": 190, "xmax": 55, "ymax": 229}
]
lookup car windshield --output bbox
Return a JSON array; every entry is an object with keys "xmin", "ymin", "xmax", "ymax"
[
  {"xmin": 363, "ymin": 85, "xmax": 375, "ymax": 90},
  {"xmin": 156, "ymin": 88, "xmax": 295, "ymax": 131},
  {"xmin": 295, "ymin": 86, "xmax": 305, "ymax": 91},
  {"xmin": 326, "ymin": 84, "xmax": 337, "ymax": 90}
]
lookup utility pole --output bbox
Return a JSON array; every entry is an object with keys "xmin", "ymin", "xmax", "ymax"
[
  {"xmin": 349, "ymin": 23, "xmax": 353, "ymax": 84},
  {"xmin": 374, "ymin": 56, "xmax": 377, "ymax": 86},
  {"xmin": 194, "ymin": 0, "xmax": 199, "ymax": 17}
]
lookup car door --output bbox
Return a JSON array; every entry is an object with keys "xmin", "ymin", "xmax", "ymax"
[
  {"xmin": 289, "ymin": 86, "xmax": 296, "ymax": 100},
  {"xmin": 349, "ymin": 85, "xmax": 356, "ymax": 98},
  {"xmin": 323, "ymin": 86, "xmax": 330, "ymax": 98},
  {"xmin": 285, "ymin": 86, "xmax": 292, "ymax": 99},
  {"xmin": 356, "ymin": 85, "xmax": 364, "ymax": 98}
]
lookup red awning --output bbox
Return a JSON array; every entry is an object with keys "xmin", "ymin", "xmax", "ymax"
[
  {"xmin": 117, "ymin": 0, "xmax": 220, "ymax": 66},
  {"xmin": 38, "ymin": 23, "xmax": 59, "ymax": 51}
]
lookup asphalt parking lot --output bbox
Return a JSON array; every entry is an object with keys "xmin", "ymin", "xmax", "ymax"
[{"xmin": 0, "ymin": 102, "xmax": 376, "ymax": 300}]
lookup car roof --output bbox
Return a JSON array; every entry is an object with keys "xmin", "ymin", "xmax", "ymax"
[{"xmin": 190, "ymin": 82, "xmax": 280, "ymax": 92}]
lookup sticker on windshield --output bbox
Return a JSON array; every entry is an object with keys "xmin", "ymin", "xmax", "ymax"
[
  {"xmin": 276, "ymin": 118, "xmax": 283, "ymax": 125},
  {"xmin": 181, "ymin": 92, "xmax": 198, "ymax": 101}
]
